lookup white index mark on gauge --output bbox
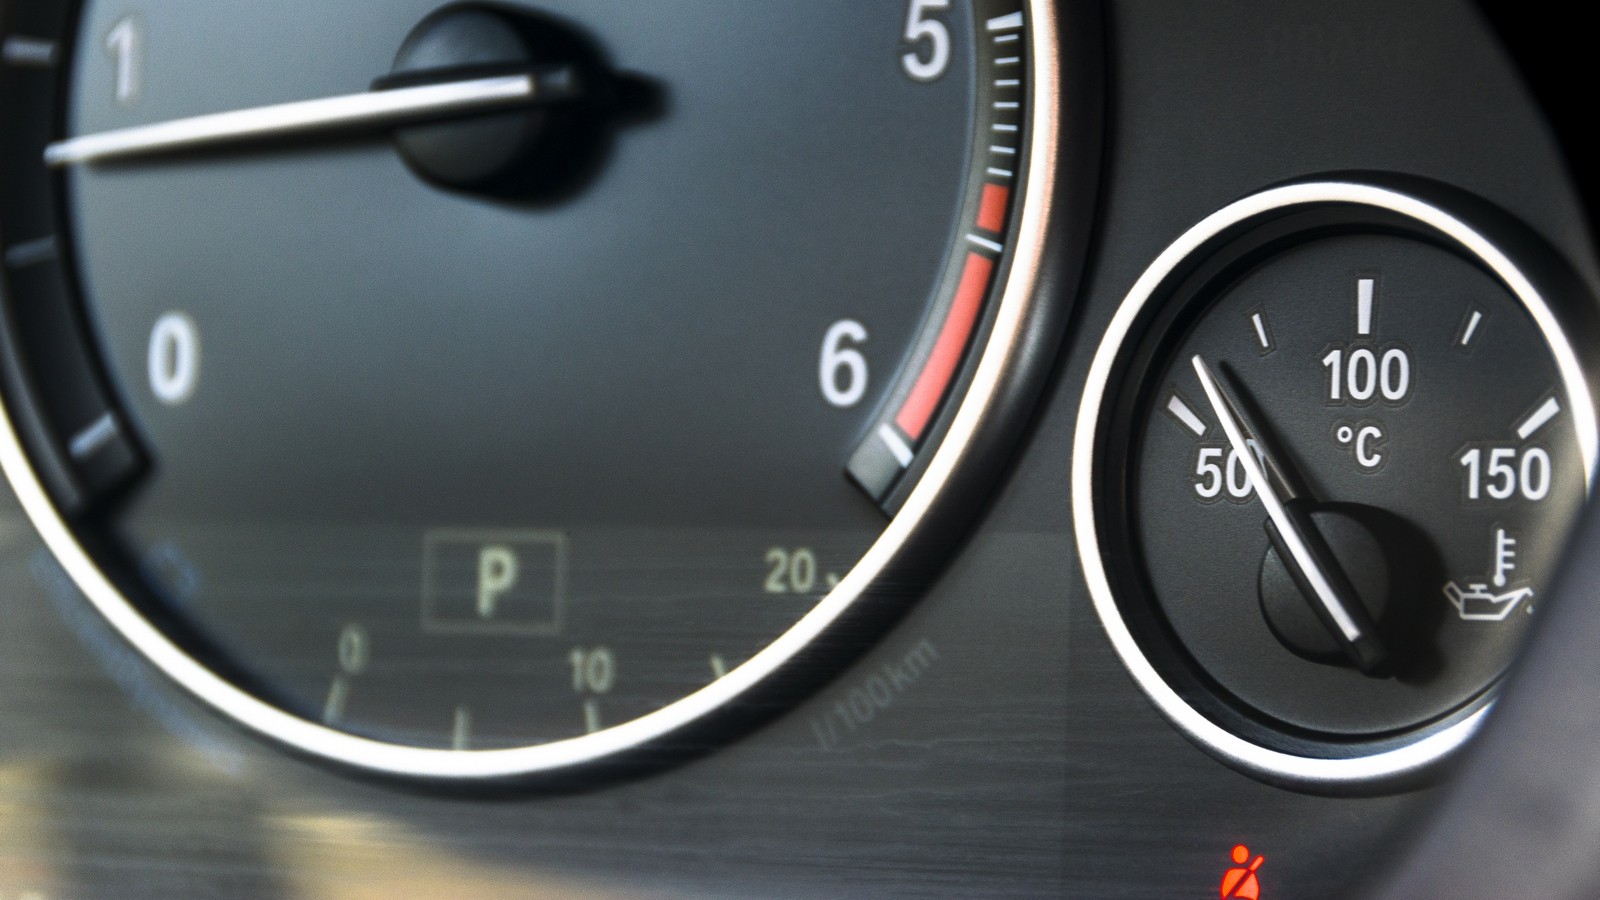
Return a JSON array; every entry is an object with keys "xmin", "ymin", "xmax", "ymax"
[
  {"xmin": 1166, "ymin": 394, "xmax": 1209, "ymax": 437},
  {"xmin": 68, "ymin": 413, "xmax": 119, "ymax": 461},
  {"xmin": 3, "ymin": 236, "xmax": 58, "ymax": 270},
  {"xmin": 993, "ymin": 33, "xmax": 1021, "ymax": 43},
  {"xmin": 996, "ymin": 56, "xmax": 1021, "ymax": 66},
  {"xmin": 709, "ymin": 654, "xmax": 728, "ymax": 679},
  {"xmin": 986, "ymin": 12, "xmax": 1025, "ymax": 32},
  {"xmin": 582, "ymin": 699, "xmax": 602, "ymax": 734},
  {"xmin": 994, "ymin": 101, "xmax": 1020, "ymax": 110},
  {"xmin": 993, "ymin": 123, "xmax": 1019, "ymax": 132},
  {"xmin": 452, "ymin": 706, "xmax": 472, "ymax": 750},
  {"xmin": 322, "ymin": 676, "xmax": 350, "ymax": 724},
  {"xmin": 995, "ymin": 79, "xmax": 1021, "ymax": 88},
  {"xmin": 878, "ymin": 424, "xmax": 914, "ymax": 468},
  {"xmin": 1516, "ymin": 397, "xmax": 1562, "ymax": 440},
  {"xmin": 990, "ymin": 145, "xmax": 1017, "ymax": 155},
  {"xmin": 1, "ymin": 37, "xmax": 57, "ymax": 67},
  {"xmin": 1356, "ymin": 277, "xmax": 1376, "ymax": 336},
  {"xmin": 1250, "ymin": 311, "xmax": 1273, "ymax": 351},
  {"xmin": 1460, "ymin": 309, "xmax": 1485, "ymax": 347},
  {"xmin": 967, "ymin": 233, "xmax": 1005, "ymax": 253}
]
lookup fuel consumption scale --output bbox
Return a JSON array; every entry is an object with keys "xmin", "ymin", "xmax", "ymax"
[{"xmin": 1074, "ymin": 180, "xmax": 1600, "ymax": 787}]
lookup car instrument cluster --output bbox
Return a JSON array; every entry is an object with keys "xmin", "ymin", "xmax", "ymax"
[{"xmin": 0, "ymin": 1, "xmax": 1594, "ymax": 896}]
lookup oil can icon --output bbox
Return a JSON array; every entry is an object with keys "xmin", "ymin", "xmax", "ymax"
[{"xmin": 1442, "ymin": 582, "xmax": 1534, "ymax": 622}]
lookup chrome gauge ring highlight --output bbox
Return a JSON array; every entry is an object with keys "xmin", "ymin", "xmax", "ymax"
[
  {"xmin": 0, "ymin": 1, "xmax": 1067, "ymax": 779},
  {"xmin": 1073, "ymin": 180, "xmax": 1600, "ymax": 788}
]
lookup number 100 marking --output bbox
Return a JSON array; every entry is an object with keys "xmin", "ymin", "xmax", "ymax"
[{"xmin": 1322, "ymin": 346, "xmax": 1411, "ymax": 404}]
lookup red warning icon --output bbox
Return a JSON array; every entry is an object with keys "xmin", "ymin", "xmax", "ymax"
[{"xmin": 1220, "ymin": 844, "xmax": 1265, "ymax": 899}]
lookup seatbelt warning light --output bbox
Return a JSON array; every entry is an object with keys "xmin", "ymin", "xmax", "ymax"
[{"xmin": 1221, "ymin": 844, "xmax": 1265, "ymax": 899}]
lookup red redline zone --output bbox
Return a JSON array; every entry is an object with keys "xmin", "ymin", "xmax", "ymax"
[
  {"xmin": 895, "ymin": 252, "xmax": 995, "ymax": 440},
  {"xmin": 977, "ymin": 183, "xmax": 1011, "ymax": 234}
]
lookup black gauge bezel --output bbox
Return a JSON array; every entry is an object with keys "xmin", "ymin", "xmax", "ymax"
[{"xmin": 1072, "ymin": 176, "xmax": 1600, "ymax": 790}]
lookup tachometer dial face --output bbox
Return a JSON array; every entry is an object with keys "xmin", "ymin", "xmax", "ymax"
[
  {"xmin": 1074, "ymin": 181, "xmax": 1599, "ymax": 787},
  {"xmin": 0, "ymin": 1, "xmax": 1066, "ymax": 778}
]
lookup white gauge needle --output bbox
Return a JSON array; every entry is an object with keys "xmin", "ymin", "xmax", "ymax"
[
  {"xmin": 45, "ymin": 70, "xmax": 572, "ymax": 168},
  {"xmin": 1191, "ymin": 355, "xmax": 1388, "ymax": 673}
]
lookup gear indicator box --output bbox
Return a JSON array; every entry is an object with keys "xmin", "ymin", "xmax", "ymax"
[{"xmin": 422, "ymin": 529, "xmax": 566, "ymax": 635}]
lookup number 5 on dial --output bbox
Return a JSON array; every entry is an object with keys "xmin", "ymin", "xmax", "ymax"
[{"xmin": 901, "ymin": 0, "xmax": 952, "ymax": 82}]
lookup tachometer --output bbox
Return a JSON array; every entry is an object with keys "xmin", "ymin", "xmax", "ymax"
[{"xmin": 0, "ymin": 1, "xmax": 1075, "ymax": 778}]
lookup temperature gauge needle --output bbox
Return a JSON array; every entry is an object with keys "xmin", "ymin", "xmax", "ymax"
[
  {"xmin": 1191, "ymin": 355, "xmax": 1389, "ymax": 673},
  {"xmin": 44, "ymin": 66, "xmax": 578, "ymax": 168}
]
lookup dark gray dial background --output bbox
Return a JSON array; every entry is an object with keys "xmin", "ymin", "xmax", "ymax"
[{"xmin": 63, "ymin": 1, "xmax": 978, "ymax": 746}]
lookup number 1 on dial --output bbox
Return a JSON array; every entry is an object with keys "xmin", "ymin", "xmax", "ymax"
[{"xmin": 106, "ymin": 16, "xmax": 141, "ymax": 106}]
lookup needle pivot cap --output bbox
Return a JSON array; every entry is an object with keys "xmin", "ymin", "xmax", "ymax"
[
  {"xmin": 1259, "ymin": 507, "xmax": 1392, "ymax": 668},
  {"xmin": 384, "ymin": 4, "xmax": 601, "ymax": 198}
]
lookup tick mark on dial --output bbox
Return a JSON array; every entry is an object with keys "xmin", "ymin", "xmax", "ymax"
[
  {"xmin": 2, "ymin": 236, "xmax": 57, "ymax": 270},
  {"xmin": 1165, "ymin": 393, "xmax": 1209, "ymax": 438},
  {"xmin": 1516, "ymin": 396, "xmax": 1562, "ymax": 440},
  {"xmin": 1, "ymin": 37, "xmax": 56, "ymax": 68}
]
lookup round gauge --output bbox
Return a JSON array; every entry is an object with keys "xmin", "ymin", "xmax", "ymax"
[
  {"xmin": 0, "ymin": 2, "xmax": 1071, "ymax": 778},
  {"xmin": 1073, "ymin": 180, "xmax": 1600, "ymax": 787}
]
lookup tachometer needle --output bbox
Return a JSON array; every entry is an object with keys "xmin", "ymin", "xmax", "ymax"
[
  {"xmin": 44, "ymin": 67, "xmax": 577, "ymax": 168},
  {"xmin": 1191, "ymin": 355, "xmax": 1389, "ymax": 673}
]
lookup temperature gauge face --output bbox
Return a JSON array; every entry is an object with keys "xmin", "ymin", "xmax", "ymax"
[
  {"xmin": 1075, "ymin": 182, "xmax": 1599, "ymax": 786},
  {"xmin": 0, "ymin": 2, "xmax": 1073, "ymax": 779}
]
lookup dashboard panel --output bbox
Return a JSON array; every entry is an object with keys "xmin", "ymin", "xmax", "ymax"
[{"xmin": 0, "ymin": 0, "xmax": 1595, "ymax": 897}]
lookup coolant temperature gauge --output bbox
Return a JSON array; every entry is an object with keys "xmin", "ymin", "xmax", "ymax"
[{"xmin": 1074, "ymin": 180, "xmax": 1600, "ymax": 787}]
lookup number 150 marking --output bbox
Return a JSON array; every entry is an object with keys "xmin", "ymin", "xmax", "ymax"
[{"xmin": 1460, "ymin": 445, "xmax": 1551, "ymax": 501}]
